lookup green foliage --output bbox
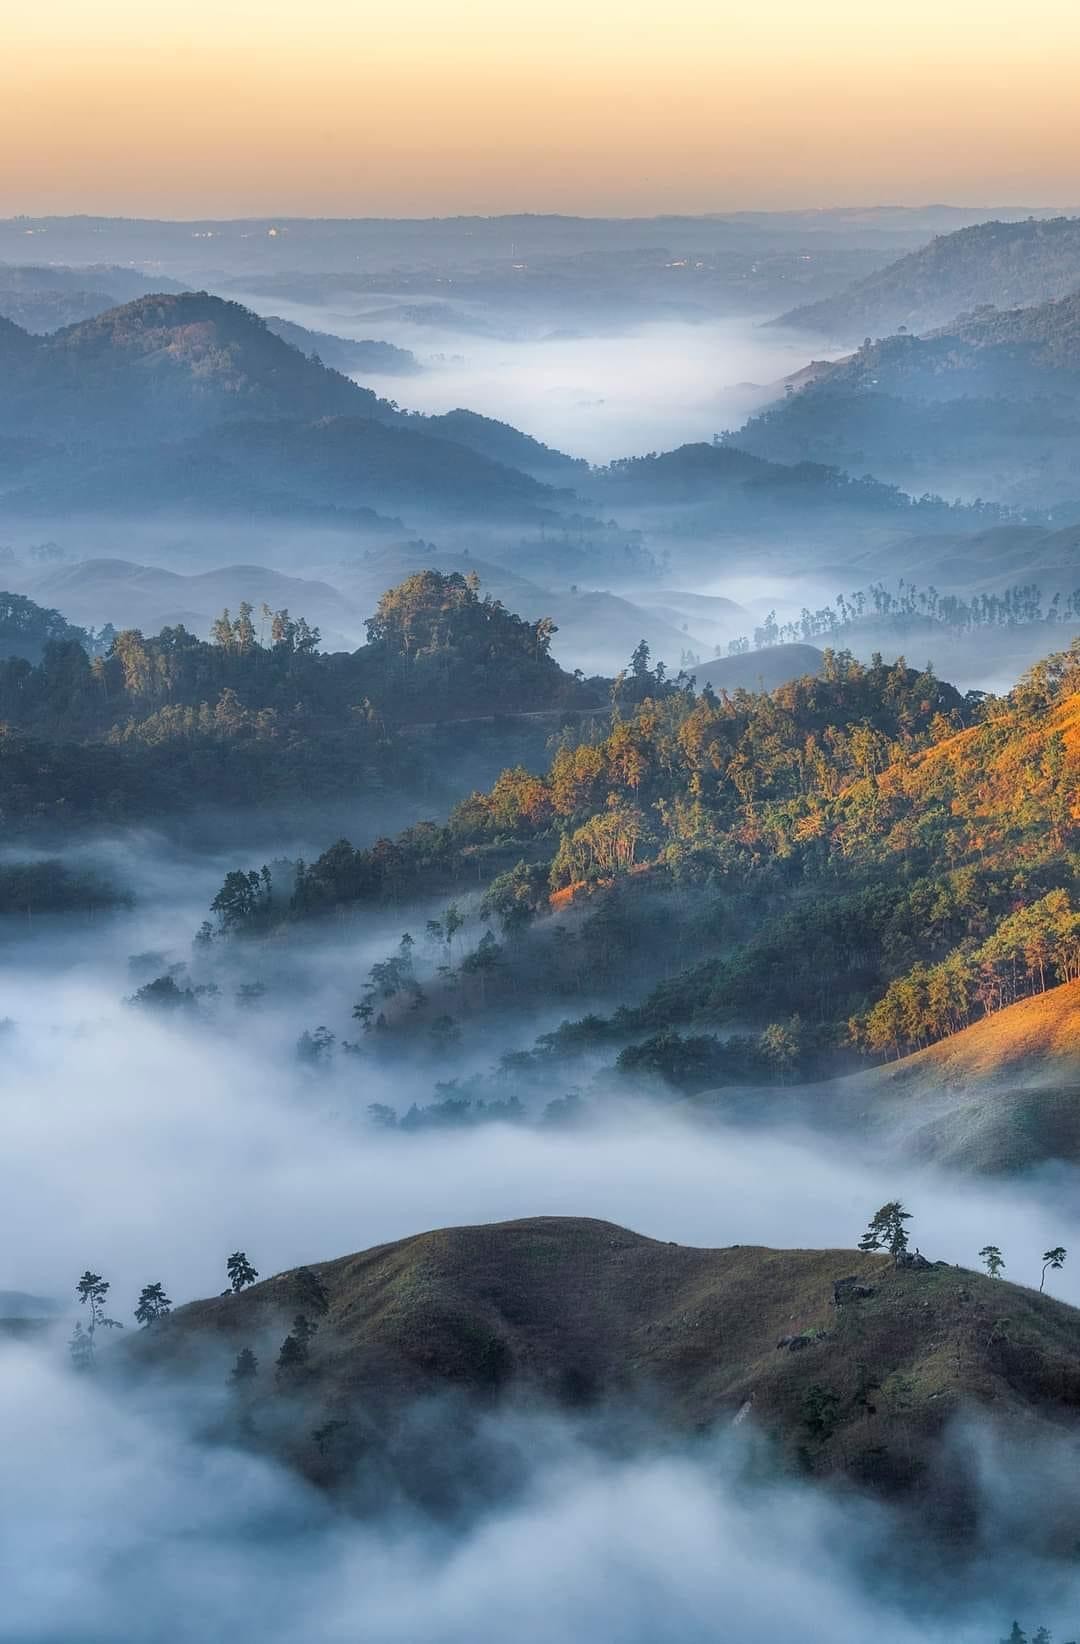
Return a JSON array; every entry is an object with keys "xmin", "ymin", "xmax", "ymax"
[
  {"xmin": 979, "ymin": 1246, "xmax": 1005, "ymax": 1280},
  {"xmin": 855, "ymin": 890, "xmax": 1080, "ymax": 1059},
  {"xmin": 616, "ymin": 1029, "xmax": 767, "ymax": 1092}
]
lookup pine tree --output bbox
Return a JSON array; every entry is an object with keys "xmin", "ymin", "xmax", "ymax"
[
  {"xmin": 229, "ymin": 1347, "xmax": 258, "ymax": 1386},
  {"xmin": 226, "ymin": 1251, "xmax": 259, "ymax": 1292},
  {"xmin": 275, "ymin": 1331, "xmax": 309, "ymax": 1381},
  {"xmin": 134, "ymin": 1281, "xmax": 172, "ymax": 1326},
  {"xmin": 979, "ymin": 1245, "xmax": 1005, "ymax": 1280},
  {"xmin": 858, "ymin": 1202, "xmax": 912, "ymax": 1262}
]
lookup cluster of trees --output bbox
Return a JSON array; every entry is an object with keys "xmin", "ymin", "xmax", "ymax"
[
  {"xmin": 363, "ymin": 569, "xmax": 565, "ymax": 706},
  {"xmin": 0, "ymin": 590, "xmax": 98, "ymax": 664},
  {"xmin": 69, "ymin": 1252, "xmax": 258, "ymax": 1371},
  {"xmin": 852, "ymin": 889, "xmax": 1080, "ymax": 1058},
  {"xmin": 860, "ymin": 1205, "xmax": 1069, "ymax": 1295},
  {"xmin": 615, "ymin": 1022, "xmax": 809, "ymax": 1090},
  {"xmin": 453, "ymin": 651, "xmax": 968, "ymax": 863},
  {"xmin": 0, "ymin": 576, "xmax": 602, "ymax": 828},
  {"xmin": 725, "ymin": 580, "xmax": 1079, "ymax": 656}
]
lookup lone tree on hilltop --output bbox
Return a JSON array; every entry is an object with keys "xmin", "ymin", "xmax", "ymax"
[
  {"xmin": 226, "ymin": 1251, "xmax": 259, "ymax": 1293},
  {"xmin": 858, "ymin": 1202, "xmax": 912, "ymax": 1263},
  {"xmin": 979, "ymin": 1245, "xmax": 1005, "ymax": 1280},
  {"xmin": 1040, "ymin": 1246, "xmax": 1067, "ymax": 1292}
]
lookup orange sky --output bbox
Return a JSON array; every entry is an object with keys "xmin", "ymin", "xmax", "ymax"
[{"xmin": 3, "ymin": 0, "xmax": 1079, "ymax": 216}]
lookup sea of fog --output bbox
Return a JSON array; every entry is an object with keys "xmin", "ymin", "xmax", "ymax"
[
  {"xmin": 229, "ymin": 295, "xmax": 831, "ymax": 463},
  {"xmin": 4, "ymin": 839, "xmax": 1080, "ymax": 1642}
]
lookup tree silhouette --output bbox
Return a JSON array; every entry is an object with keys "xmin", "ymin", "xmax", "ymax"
[
  {"xmin": 858, "ymin": 1202, "xmax": 912, "ymax": 1262},
  {"xmin": 979, "ymin": 1245, "xmax": 1005, "ymax": 1280},
  {"xmin": 229, "ymin": 1347, "xmax": 259, "ymax": 1385},
  {"xmin": 226, "ymin": 1252, "xmax": 259, "ymax": 1293},
  {"xmin": 134, "ymin": 1281, "xmax": 172, "ymax": 1326},
  {"xmin": 1040, "ymin": 1247, "xmax": 1067, "ymax": 1292}
]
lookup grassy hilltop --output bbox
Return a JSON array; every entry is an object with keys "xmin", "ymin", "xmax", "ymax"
[{"xmin": 134, "ymin": 1217, "xmax": 1080, "ymax": 1526}]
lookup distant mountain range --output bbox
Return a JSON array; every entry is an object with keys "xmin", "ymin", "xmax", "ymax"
[
  {"xmin": 773, "ymin": 216, "xmax": 1080, "ymax": 341},
  {"xmin": 734, "ymin": 284, "xmax": 1080, "ymax": 509},
  {"xmin": 0, "ymin": 261, "xmax": 185, "ymax": 332},
  {"xmin": 0, "ymin": 292, "xmax": 571, "ymax": 522}
]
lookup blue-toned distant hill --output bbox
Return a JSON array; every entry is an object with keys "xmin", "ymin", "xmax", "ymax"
[
  {"xmin": 734, "ymin": 287, "xmax": 1080, "ymax": 510},
  {"xmin": 262, "ymin": 314, "xmax": 421, "ymax": 376},
  {"xmin": 772, "ymin": 216, "xmax": 1080, "ymax": 341},
  {"xmin": 0, "ymin": 261, "xmax": 185, "ymax": 333},
  {"xmin": 0, "ymin": 293, "xmax": 570, "ymax": 522}
]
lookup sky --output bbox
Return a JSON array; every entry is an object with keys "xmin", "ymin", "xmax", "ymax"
[{"xmin": 3, "ymin": 0, "xmax": 1080, "ymax": 216}]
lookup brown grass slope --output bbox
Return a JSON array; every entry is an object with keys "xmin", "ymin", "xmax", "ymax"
[
  {"xmin": 838, "ymin": 980, "xmax": 1080, "ymax": 1172},
  {"xmin": 698, "ymin": 982, "xmax": 1080, "ymax": 1172},
  {"xmin": 136, "ymin": 1217, "xmax": 1080, "ymax": 1508}
]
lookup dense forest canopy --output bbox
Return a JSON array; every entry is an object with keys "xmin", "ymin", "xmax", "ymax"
[
  {"xmin": 0, "ymin": 578, "xmax": 596, "ymax": 825},
  {"xmin": 204, "ymin": 632, "xmax": 1079, "ymax": 1084}
]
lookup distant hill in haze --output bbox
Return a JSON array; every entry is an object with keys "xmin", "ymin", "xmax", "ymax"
[
  {"xmin": 22, "ymin": 558, "xmax": 366, "ymax": 648},
  {"xmin": 0, "ymin": 292, "xmax": 391, "ymax": 440},
  {"xmin": 414, "ymin": 407, "xmax": 590, "ymax": 485},
  {"xmin": 733, "ymin": 287, "xmax": 1080, "ymax": 509},
  {"xmin": 773, "ymin": 216, "xmax": 1080, "ymax": 341},
  {"xmin": 0, "ymin": 262, "xmax": 185, "ymax": 333},
  {"xmin": 131, "ymin": 1214, "xmax": 1080, "ymax": 1523},
  {"xmin": 0, "ymin": 293, "xmax": 574, "ymax": 524},
  {"xmin": 262, "ymin": 315, "xmax": 421, "ymax": 376},
  {"xmin": 688, "ymin": 644, "xmax": 825, "ymax": 693}
]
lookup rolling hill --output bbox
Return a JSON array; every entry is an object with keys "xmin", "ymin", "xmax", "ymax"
[
  {"xmin": 0, "ymin": 292, "xmax": 390, "ymax": 442},
  {"xmin": 262, "ymin": 315, "xmax": 420, "ymax": 376},
  {"xmin": 131, "ymin": 1215, "xmax": 1080, "ymax": 1523},
  {"xmin": 731, "ymin": 296, "xmax": 1080, "ymax": 509},
  {"xmin": 701, "ymin": 981, "xmax": 1080, "ymax": 1174},
  {"xmin": 0, "ymin": 293, "xmax": 572, "ymax": 523},
  {"xmin": 0, "ymin": 261, "xmax": 185, "ymax": 333},
  {"xmin": 772, "ymin": 216, "xmax": 1080, "ymax": 341},
  {"xmin": 688, "ymin": 643, "xmax": 825, "ymax": 693},
  {"xmin": 22, "ymin": 558, "xmax": 366, "ymax": 648}
]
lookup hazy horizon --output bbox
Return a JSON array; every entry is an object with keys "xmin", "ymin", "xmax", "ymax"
[{"xmin": 5, "ymin": 0, "xmax": 1080, "ymax": 218}]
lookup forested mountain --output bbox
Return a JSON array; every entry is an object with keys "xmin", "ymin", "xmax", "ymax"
[
  {"xmin": 0, "ymin": 293, "xmax": 575, "ymax": 522},
  {"xmin": 209, "ymin": 636, "xmax": 1078, "ymax": 1122},
  {"xmin": 773, "ymin": 216, "xmax": 1080, "ymax": 340},
  {"xmin": 0, "ymin": 292, "xmax": 392, "ymax": 440},
  {"xmin": 413, "ymin": 408, "xmax": 589, "ymax": 484}
]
